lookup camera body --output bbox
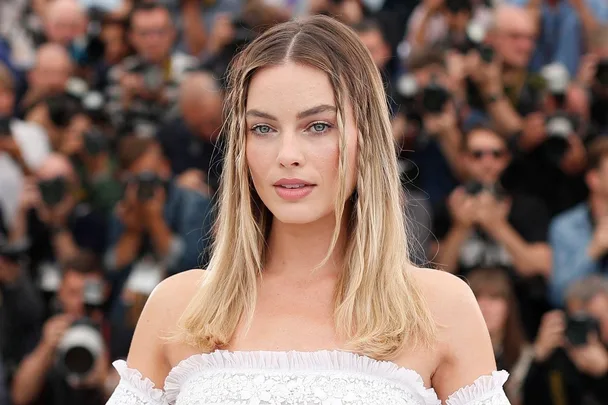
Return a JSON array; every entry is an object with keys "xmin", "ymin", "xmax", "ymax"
[
  {"xmin": 566, "ymin": 313, "xmax": 600, "ymax": 346},
  {"xmin": 463, "ymin": 180, "xmax": 507, "ymax": 200},
  {"xmin": 83, "ymin": 128, "xmax": 108, "ymax": 156},
  {"xmin": 422, "ymin": 78, "xmax": 450, "ymax": 114},
  {"xmin": 130, "ymin": 171, "xmax": 163, "ymax": 202},
  {"xmin": 542, "ymin": 113, "xmax": 575, "ymax": 165},
  {"xmin": 56, "ymin": 318, "xmax": 104, "ymax": 384},
  {"xmin": 38, "ymin": 177, "xmax": 68, "ymax": 207}
]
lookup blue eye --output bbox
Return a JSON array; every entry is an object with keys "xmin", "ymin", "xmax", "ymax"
[
  {"xmin": 309, "ymin": 122, "xmax": 331, "ymax": 134},
  {"xmin": 251, "ymin": 124, "xmax": 273, "ymax": 135}
]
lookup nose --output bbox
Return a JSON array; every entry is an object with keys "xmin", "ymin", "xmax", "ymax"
[{"xmin": 276, "ymin": 132, "xmax": 305, "ymax": 168}]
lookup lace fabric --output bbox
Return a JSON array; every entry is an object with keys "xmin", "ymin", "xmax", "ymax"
[{"xmin": 106, "ymin": 350, "xmax": 511, "ymax": 405}]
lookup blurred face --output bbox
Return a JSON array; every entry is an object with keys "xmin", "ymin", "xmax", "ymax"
[
  {"xmin": 587, "ymin": 293, "xmax": 608, "ymax": 342},
  {"xmin": 413, "ymin": 65, "xmax": 453, "ymax": 93},
  {"xmin": 0, "ymin": 85, "xmax": 15, "ymax": 116},
  {"xmin": 358, "ymin": 29, "xmax": 390, "ymax": 71},
  {"xmin": 588, "ymin": 158, "xmax": 608, "ymax": 199},
  {"xmin": 45, "ymin": 11, "xmax": 86, "ymax": 47},
  {"xmin": 30, "ymin": 57, "xmax": 71, "ymax": 94},
  {"xmin": 447, "ymin": 10, "xmax": 471, "ymax": 32},
  {"xmin": 492, "ymin": 16, "xmax": 536, "ymax": 69},
  {"xmin": 477, "ymin": 294, "xmax": 509, "ymax": 335},
  {"xmin": 246, "ymin": 62, "xmax": 358, "ymax": 225},
  {"xmin": 181, "ymin": 92, "xmax": 223, "ymax": 141},
  {"xmin": 58, "ymin": 271, "xmax": 103, "ymax": 318},
  {"xmin": 128, "ymin": 144, "xmax": 171, "ymax": 180},
  {"xmin": 102, "ymin": 24, "xmax": 128, "ymax": 65},
  {"xmin": 129, "ymin": 9, "xmax": 175, "ymax": 63},
  {"xmin": 464, "ymin": 129, "xmax": 510, "ymax": 185}
]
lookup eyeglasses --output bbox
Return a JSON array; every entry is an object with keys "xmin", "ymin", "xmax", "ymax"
[{"xmin": 469, "ymin": 149, "xmax": 507, "ymax": 160}]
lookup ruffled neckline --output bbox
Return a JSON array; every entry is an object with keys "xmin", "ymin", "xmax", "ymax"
[{"xmin": 113, "ymin": 349, "xmax": 509, "ymax": 405}]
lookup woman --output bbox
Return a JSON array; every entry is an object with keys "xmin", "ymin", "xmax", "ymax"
[
  {"xmin": 468, "ymin": 267, "xmax": 534, "ymax": 405},
  {"xmin": 106, "ymin": 15, "xmax": 510, "ymax": 404}
]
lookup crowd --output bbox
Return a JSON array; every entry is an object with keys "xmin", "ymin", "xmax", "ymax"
[{"xmin": 0, "ymin": 0, "xmax": 607, "ymax": 404}]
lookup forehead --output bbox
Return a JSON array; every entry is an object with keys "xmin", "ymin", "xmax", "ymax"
[
  {"xmin": 132, "ymin": 9, "xmax": 171, "ymax": 27},
  {"xmin": 466, "ymin": 129, "xmax": 505, "ymax": 147},
  {"xmin": 497, "ymin": 13, "xmax": 534, "ymax": 34},
  {"xmin": 246, "ymin": 63, "xmax": 336, "ymax": 115}
]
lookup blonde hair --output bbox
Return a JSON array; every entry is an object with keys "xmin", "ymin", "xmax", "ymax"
[{"xmin": 176, "ymin": 15, "xmax": 436, "ymax": 360}]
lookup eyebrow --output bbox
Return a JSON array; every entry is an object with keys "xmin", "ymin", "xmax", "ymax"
[{"xmin": 245, "ymin": 104, "xmax": 337, "ymax": 121}]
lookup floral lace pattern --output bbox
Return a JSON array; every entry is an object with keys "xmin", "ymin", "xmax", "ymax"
[{"xmin": 105, "ymin": 350, "xmax": 512, "ymax": 405}]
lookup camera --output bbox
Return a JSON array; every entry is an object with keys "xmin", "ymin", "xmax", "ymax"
[
  {"xmin": 422, "ymin": 76, "xmax": 450, "ymax": 114},
  {"xmin": 141, "ymin": 64, "xmax": 164, "ymax": 93},
  {"xmin": 38, "ymin": 177, "xmax": 68, "ymax": 207},
  {"xmin": 463, "ymin": 180, "xmax": 507, "ymax": 200},
  {"xmin": 396, "ymin": 73, "xmax": 423, "ymax": 124},
  {"xmin": 566, "ymin": 313, "xmax": 600, "ymax": 346},
  {"xmin": 542, "ymin": 113, "xmax": 575, "ymax": 165},
  {"xmin": 46, "ymin": 94, "xmax": 83, "ymax": 128},
  {"xmin": 595, "ymin": 58, "xmax": 608, "ymax": 87},
  {"xmin": 0, "ymin": 116, "xmax": 10, "ymax": 137},
  {"xmin": 56, "ymin": 318, "xmax": 104, "ymax": 384},
  {"xmin": 83, "ymin": 128, "xmax": 108, "ymax": 156},
  {"xmin": 541, "ymin": 63, "xmax": 570, "ymax": 108},
  {"xmin": 135, "ymin": 171, "xmax": 162, "ymax": 202}
]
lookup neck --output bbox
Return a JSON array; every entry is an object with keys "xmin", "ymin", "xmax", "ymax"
[
  {"xmin": 502, "ymin": 65, "xmax": 525, "ymax": 87},
  {"xmin": 264, "ymin": 206, "xmax": 351, "ymax": 280}
]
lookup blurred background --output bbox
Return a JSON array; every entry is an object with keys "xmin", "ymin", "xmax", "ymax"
[{"xmin": 0, "ymin": 0, "xmax": 607, "ymax": 404}]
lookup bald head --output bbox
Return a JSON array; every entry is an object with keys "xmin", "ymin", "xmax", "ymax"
[
  {"xmin": 45, "ymin": 0, "xmax": 87, "ymax": 47},
  {"xmin": 37, "ymin": 153, "xmax": 77, "ymax": 182},
  {"xmin": 30, "ymin": 44, "xmax": 72, "ymax": 94},
  {"xmin": 489, "ymin": 5, "xmax": 536, "ymax": 69},
  {"xmin": 180, "ymin": 72, "xmax": 224, "ymax": 140}
]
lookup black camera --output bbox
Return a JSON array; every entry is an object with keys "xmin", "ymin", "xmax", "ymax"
[
  {"xmin": 566, "ymin": 313, "xmax": 600, "ymax": 346},
  {"xmin": 541, "ymin": 63, "xmax": 570, "ymax": 108},
  {"xmin": 595, "ymin": 59, "xmax": 608, "ymax": 87},
  {"xmin": 46, "ymin": 94, "xmax": 82, "ymax": 128},
  {"xmin": 0, "ymin": 116, "xmax": 10, "ymax": 137},
  {"xmin": 135, "ymin": 171, "xmax": 162, "ymax": 202},
  {"xmin": 463, "ymin": 180, "xmax": 507, "ymax": 200},
  {"xmin": 478, "ymin": 44, "xmax": 495, "ymax": 64},
  {"xmin": 83, "ymin": 128, "xmax": 108, "ymax": 156},
  {"xmin": 38, "ymin": 177, "xmax": 68, "ymax": 207},
  {"xmin": 542, "ymin": 113, "xmax": 575, "ymax": 165},
  {"xmin": 422, "ymin": 76, "xmax": 450, "ymax": 114}
]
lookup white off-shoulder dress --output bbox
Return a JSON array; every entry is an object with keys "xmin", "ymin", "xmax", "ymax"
[{"xmin": 106, "ymin": 350, "xmax": 510, "ymax": 405}]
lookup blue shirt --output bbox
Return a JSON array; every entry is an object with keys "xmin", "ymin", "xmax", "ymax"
[
  {"xmin": 506, "ymin": 0, "xmax": 608, "ymax": 76},
  {"xmin": 548, "ymin": 202, "xmax": 603, "ymax": 307}
]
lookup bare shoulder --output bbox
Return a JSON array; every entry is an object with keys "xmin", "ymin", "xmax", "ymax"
[
  {"xmin": 124, "ymin": 269, "xmax": 207, "ymax": 388},
  {"xmin": 410, "ymin": 267, "xmax": 479, "ymax": 324},
  {"xmin": 410, "ymin": 268, "xmax": 498, "ymax": 401}
]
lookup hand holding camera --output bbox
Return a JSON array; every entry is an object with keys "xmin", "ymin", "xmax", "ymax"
[
  {"xmin": 534, "ymin": 310, "xmax": 566, "ymax": 362},
  {"xmin": 466, "ymin": 48, "xmax": 503, "ymax": 98},
  {"xmin": 423, "ymin": 100, "xmax": 457, "ymax": 138},
  {"xmin": 119, "ymin": 172, "xmax": 166, "ymax": 230},
  {"xmin": 567, "ymin": 331, "xmax": 608, "ymax": 377},
  {"xmin": 41, "ymin": 314, "xmax": 75, "ymax": 352},
  {"xmin": 448, "ymin": 187, "xmax": 478, "ymax": 229},
  {"xmin": 474, "ymin": 190, "xmax": 511, "ymax": 230},
  {"xmin": 117, "ymin": 183, "xmax": 144, "ymax": 234}
]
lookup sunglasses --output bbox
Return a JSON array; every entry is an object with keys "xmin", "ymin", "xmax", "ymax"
[{"xmin": 469, "ymin": 149, "xmax": 507, "ymax": 160}]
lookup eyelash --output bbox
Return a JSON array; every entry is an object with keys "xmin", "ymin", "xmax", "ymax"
[{"xmin": 249, "ymin": 122, "xmax": 333, "ymax": 136}]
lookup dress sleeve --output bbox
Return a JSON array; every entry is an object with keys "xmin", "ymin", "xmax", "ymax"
[
  {"xmin": 446, "ymin": 370, "xmax": 511, "ymax": 405},
  {"xmin": 106, "ymin": 360, "xmax": 168, "ymax": 405}
]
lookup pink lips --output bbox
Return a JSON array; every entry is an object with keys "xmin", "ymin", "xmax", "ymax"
[{"xmin": 273, "ymin": 178, "xmax": 315, "ymax": 201}]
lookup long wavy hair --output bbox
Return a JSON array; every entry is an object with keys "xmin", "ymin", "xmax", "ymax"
[{"xmin": 176, "ymin": 14, "xmax": 437, "ymax": 360}]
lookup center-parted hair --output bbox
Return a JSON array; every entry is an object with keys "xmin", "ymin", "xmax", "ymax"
[{"xmin": 177, "ymin": 15, "xmax": 436, "ymax": 359}]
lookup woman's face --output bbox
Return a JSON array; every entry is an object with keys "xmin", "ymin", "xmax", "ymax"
[
  {"xmin": 477, "ymin": 294, "xmax": 509, "ymax": 335},
  {"xmin": 245, "ymin": 62, "xmax": 358, "ymax": 225}
]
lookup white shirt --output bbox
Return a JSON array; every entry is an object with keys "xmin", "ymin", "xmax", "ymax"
[{"xmin": 0, "ymin": 120, "xmax": 50, "ymax": 228}]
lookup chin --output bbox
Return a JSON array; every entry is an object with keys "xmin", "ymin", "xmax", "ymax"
[{"xmin": 269, "ymin": 206, "xmax": 327, "ymax": 225}]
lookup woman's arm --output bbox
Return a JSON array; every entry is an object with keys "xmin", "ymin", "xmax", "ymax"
[
  {"xmin": 106, "ymin": 269, "xmax": 206, "ymax": 404},
  {"xmin": 414, "ymin": 270, "xmax": 510, "ymax": 403}
]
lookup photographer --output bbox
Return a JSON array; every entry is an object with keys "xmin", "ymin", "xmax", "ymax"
[
  {"xmin": 8, "ymin": 154, "xmax": 107, "ymax": 299},
  {"xmin": 0, "ymin": 63, "xmax": 51, "ymax": 230},
  {"xmin": 523, "ymin": 275, "xmax": 608, "ymax": 405},
  {"xmin": 11, "ymin": 252, "xmax": 110, "ymax": 405},
  {"xmin": 395, "ymin": 48, "xmax": 466, "ymax": 206},
  {"xmin": 105, "ymin": 136, "xmax": 213, "ymax": 290},
  {"xmin": 549, "ymin": 137, "xmax": 608, "ymax": 307},
  {"xmin": 433, "ymin": 124, "xmax": 551, "ymax": 338},
  {"xmin": 156, "ymin": 71, "xmax": 224, "ymax": 197},
  {"xmin": 105, "ymin": 1, "xmax": 197, "ymax": 133}
]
